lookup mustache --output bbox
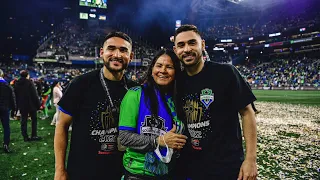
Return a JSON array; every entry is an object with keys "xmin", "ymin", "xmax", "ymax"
[
  {"xmin": 109, "ymin": 58, "xmax": 124, "ymax": 63},
  {"xmin": 182, "ymin": 52, "xmax": 196, "ymax": 58}
]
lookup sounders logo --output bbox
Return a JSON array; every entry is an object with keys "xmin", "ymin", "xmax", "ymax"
[{"xmin": 200, "ymin": 88, "xmax": 214, "ymax": 109}]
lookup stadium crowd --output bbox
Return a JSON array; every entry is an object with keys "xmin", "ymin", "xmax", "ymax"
[{"xmin": 202, "ymin": 8, "xmax": 320, "ymax": 39}]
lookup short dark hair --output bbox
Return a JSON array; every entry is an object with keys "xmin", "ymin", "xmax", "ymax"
[
  {"xmin": 247, "ymin": 76, "xmax": 253, "ymax": 80},
  {"xmin": 174, "ymin": 24, "xmax": 202, "ymax": 41},
  {"xmin": 20, "ymin": 70, "xmax": 29, "ymax": 78},
  {"xmin": 104, "ymin": 31, "xmax": 132, "ymax": 46}
]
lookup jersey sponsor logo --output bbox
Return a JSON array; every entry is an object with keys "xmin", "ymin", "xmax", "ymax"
[
  {"xmin": 141, "ymin": 115, "xmax": 167, "ymax": 136},
  {"xmin": 191, "ymin": 138, "xmax": 202, "ymax": 150},
  {"xmin": 200, "ymin": 88, "xmax": 214, "ymax": 109},
  {"xmin": 187, "ymin": 120, "xmax": 210, "ymax": 129},
  {"xmin": 99, "ymin": 143, "xmax": 116, "ymax": 153}
]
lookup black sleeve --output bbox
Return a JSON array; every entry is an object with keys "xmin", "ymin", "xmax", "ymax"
[
  {"xmin": 57, "ymin": 77, "xmax": 83, "ymax": 117},
  {"xmin": 228, "ymin": 65, "xmax": 256, "ymax": 111},
  {"xmin": 9, "ymin": 85, "xmax": 16, "ymax": 111},
  {"xmin": 118, "ymin": 130, "xmax": 155, "ymax": 152},
  {"xmin": 30, "ymin": 82, "xmax": 41, "ymax": 109}
]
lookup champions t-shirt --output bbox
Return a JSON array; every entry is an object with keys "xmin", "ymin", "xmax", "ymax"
[
  {"xmin": 58, "ymin": 69, "xmax": 137, "ymax": 180},
  {"xmin": 177, "ymin": 61, "xmax": 256, "ymax": 178}
]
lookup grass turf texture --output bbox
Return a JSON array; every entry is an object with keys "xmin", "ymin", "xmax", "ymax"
[
  {"xmin": 253, "ymin": 90, "xmax": 320, "ymax": 106},
  {"xmin": 0, "ymin": 90, "xmax": 319, "ymax": 179}
]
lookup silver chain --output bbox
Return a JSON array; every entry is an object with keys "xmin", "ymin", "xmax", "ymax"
[{"xmin": 99, "ymin": 68, "xmax": 128, "ymax": 109}]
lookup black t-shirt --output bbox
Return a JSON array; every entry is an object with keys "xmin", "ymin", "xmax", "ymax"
[
  {"xmin": 58, "ymin": 69, "xmax": 137, "ymax": 180},
  {"xmin": 177, "ymin": 61, "xmax": 256, "ymax": 179}
]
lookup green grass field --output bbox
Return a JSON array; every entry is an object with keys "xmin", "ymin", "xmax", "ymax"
[
  {"xmin": 0, "ymin": 90, "xmax": 319, "ymax": 179},
  {"xmin": 254, "ymin": 90, "xmax": 320, "ymax": 106}
]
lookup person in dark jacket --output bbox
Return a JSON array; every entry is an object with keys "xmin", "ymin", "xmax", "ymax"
[
  {"xmin": 0, "ymin": 69, "xmax": 16, "ymax": 153},
  {"xmin": 14, "ymin": 70, "xmax": 42, "ymax": 142}
]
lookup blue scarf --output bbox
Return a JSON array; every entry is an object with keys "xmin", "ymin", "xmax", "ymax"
[{"xmin": 137, "ymin": 86, "xmax": 183, "ymax": 175}]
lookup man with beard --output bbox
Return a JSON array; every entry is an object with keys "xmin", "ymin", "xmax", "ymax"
[
  {"xmin": 173, "ymin": 25, "xmax": 258, "ymax": 180},
  {"xmin": 54, "ymin": 32, "xmax": 137, "ymax": 180}
]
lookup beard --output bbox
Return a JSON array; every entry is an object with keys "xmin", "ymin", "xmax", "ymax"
[
  {"xmin": 104, "ymin": 58, "xmax": 128, "ymax": 73},
  {"xmin": 181, "ymin": 52, "xmax": 202, "ymax": 67}
]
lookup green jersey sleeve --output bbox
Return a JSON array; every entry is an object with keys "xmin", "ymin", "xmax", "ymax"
[{"xmin": 119, "ymin": 86, "xmax": 142, "ymax": 131}]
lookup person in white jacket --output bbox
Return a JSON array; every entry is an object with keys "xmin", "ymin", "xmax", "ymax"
[{"xmin": 51, "ymin": 81, "xmax": 63, "ymax": 126}]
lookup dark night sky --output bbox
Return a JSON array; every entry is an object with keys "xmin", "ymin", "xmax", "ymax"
[{"xmin": 0, "ymin": 0, "xmax": 189, "ymax": 58}]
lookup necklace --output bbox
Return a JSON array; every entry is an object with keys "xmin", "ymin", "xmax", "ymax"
[{"xmin": 99, "ymin": 68, "xmax": 128, "ymax": 112}]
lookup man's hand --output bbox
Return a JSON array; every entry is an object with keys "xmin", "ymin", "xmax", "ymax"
[
  {"xmin": 237, "ymin": 158, "xmax": 258, "ymax": 180},
  {"xmin": 157, "ymin": 125, "xmax": 188, "ymax": 150},
  {"xmin": 54, "ymin": 169, "xmax": 68, "ymax": 180}
]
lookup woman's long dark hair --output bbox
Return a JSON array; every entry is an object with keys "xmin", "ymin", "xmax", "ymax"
[{"xmin": 142, "ymin": 48, "xmax": 181, "ymax": 118}]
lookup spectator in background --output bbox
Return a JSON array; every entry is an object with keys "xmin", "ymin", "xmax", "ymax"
[
  {"xmin": 0, "ymin": 69, "xmax": 16, "ymax": 153},
  {"xmin": 51, "ymin": 81, "xmax": 63, "ymax": 126},
  {"xmin": 14, "ymin": 70, "xmax": 42, "ymax": 142},
  {"xmin": 246, "ymin": 76, "xmax": 261, "ymax": 114},
  {"xmin": 39, "ymin": 77, "xmax": 51, "ymax": 119}
]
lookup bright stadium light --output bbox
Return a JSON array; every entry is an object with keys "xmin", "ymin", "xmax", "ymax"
[{"xmin": 227, "ymin": 0, "xmax": 242, "ymax": 4}]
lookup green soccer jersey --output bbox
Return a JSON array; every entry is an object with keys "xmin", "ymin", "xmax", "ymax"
[
  {"xmin": 119, "ymin": 86, "xmax": 180, "ymax": 176},
  {"xmin": 119, "ymin": 87, "xmax": 151, "ymax": 176}
]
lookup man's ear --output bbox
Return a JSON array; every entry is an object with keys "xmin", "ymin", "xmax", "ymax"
[
  {"xmin": 99, "ymin": 47, "xmax": 104, "ymax": 57},
  {"xmin": 201, "ymin": 39, "xmax": 205, "ymax": 51},
  {"xmin": 129, "ymin": 52, "xmax": 134, "ymax": 62}
]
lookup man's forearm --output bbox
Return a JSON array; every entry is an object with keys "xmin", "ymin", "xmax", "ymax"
[
  {"xmin": 241, "ymin": 107, "xmax": 257, "ymax": 160},
  {"xmin": 54, "ymin": 124, "xmax": 69, "ymax": 170}
]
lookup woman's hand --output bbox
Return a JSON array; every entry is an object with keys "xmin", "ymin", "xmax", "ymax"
[{"xmin": 157, "ymin": 125, "xmax": 188, "ymax": 150}]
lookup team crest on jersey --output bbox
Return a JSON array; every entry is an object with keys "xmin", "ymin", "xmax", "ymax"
[{"xmin": 200, "ymin": 88, "xmax": 214, "ymax": 109}]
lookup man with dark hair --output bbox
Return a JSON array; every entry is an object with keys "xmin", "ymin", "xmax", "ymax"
[
  {"xmin": 174, "ymin": 24, "xmax": 258, "ymax": 180},
  {"xmin": 246, "ymin": 76, "xmax": 261, "ymax": 114},
  {"xmin": 54, "ymin": 31, "xmax": 137, "ymax": 180},
  {"xmin": 14, "ymin": 70, "xmax": 41, "ymax": 142},
  {"xmin": 0, "ymin": 69, "xmax": 16, "ymax": 153}
]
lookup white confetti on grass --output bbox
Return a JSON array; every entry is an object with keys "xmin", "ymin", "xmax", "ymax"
[
  {"xmin": 34, "ymin": 158, "xmax": 38, "ymax": 161},
  {"xmin": 23, "ymin": 153, "xmax": 27, "ymax": 155},
  {"xmin": 253, "ymin": 102, "xmax": 320, "ymax": 179},
  {"xmin": 22, "ymin": 173, "xmax": 27, "ymax": 176}
]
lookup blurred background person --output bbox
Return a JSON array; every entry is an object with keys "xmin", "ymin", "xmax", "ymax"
[
  {"xmin": 51, "ymin": 81, "xmax": 63, "ymax": 126},
  {"xmin": 14, "ymin": 70, "xmax": 42, "ymax": 142},
  {"xmin": 0, "ymin": 69, "xmax": 16, "ymax": 153}
]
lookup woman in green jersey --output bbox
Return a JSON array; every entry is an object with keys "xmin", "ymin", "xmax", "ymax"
[{"xmin": 118, "ymin": 49, "xmax": 187, "ymax": 179}]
